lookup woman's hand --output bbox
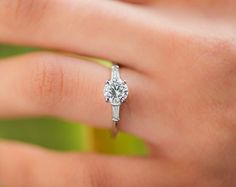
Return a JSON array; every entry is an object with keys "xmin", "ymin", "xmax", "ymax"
[{"xmin": 0, "ymin": 0, "xmax": 236, "ymax": 186}]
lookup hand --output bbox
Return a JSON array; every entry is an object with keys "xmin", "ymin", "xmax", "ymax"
[{"xmin": 0, "ymin": 0, "xmax": 236, "ymax": 186}]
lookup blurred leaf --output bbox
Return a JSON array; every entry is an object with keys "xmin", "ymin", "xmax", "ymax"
[
  {"xmin": 0, "ymin": 118, "xmax": 92, "ymax": 151},
  {"xmin": 92, "ymin": 129, "xmax": 148, "ymax": 155},
  {"xmin": 0, "ymin": 44, "xmax": 37, "ymax": 58}
]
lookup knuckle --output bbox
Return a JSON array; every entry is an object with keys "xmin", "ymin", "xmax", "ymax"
[
  {"xmin": 1, "ymin": 0, "xmax": 50, "ymax": 29},
  {"xmin": 26, "ymin": 54, "xmax": 68, "ymax": 111}
]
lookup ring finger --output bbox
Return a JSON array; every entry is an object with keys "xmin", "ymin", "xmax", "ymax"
[{"xmin": 0, "ymin": 52, "xmax": 153, "ymax": 140}]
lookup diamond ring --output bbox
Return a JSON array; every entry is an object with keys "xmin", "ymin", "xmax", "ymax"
[{"xmin": 103, "ymin": 65, "xmax": 129, "ymax": 137}]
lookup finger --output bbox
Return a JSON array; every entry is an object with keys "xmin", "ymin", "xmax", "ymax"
[
  {"xmin": 0, "ymin": 52, "xmax": 114, "ymax": 126},
  {"xmin": 0, "ymin": 141, "xmax": 193, "ymax": 187},
  {"xmin": 0, "ymin": 0, "xmax": 157, "ymax": 70},
  {"xmin": 0, "ymin": 52, "xmax": 151, "ymax": 139}
]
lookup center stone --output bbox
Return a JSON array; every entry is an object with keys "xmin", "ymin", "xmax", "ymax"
[{"xmin": 104, "ymin": 80, "xmax": 128, "ymax": 105}]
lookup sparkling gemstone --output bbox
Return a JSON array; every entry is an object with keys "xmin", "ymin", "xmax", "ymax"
[{"xmin": 104, "ymin": 80, "xmax": 128, "ymax": 105}]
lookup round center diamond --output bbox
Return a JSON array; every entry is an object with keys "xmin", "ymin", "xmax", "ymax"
[{"xmin": 104, "ymin": 80, "xmax": 128, "ymax": 105}]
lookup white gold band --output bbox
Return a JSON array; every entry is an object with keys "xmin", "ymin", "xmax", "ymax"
[{"xmin": 111, "ymin": 65, "xmax": 121, "ymax": 80}]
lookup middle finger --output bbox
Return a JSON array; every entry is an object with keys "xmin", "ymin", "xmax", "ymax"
[{"xmin": 0, "ymin": 0, "xmax": 157, "ymax": 71}]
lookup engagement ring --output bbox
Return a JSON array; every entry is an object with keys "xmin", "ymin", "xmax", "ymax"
[{"xmin": 103, "ymin": 65, "xmax": 128, "ymax": 137}]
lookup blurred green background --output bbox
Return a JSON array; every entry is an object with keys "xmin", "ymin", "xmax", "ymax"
[{"xmin": 0, "ymin": 44, "xmax": 148, "ymax": 155}]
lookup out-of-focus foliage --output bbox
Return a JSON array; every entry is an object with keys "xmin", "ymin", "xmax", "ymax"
[{"xmin": 0, "ymin": 44, "xmax": 148, "ymax": 155}]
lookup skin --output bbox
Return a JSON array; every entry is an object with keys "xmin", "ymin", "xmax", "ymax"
[{"xmin": 0, "ymin": 0, "xmax": 236, "ymax": 186}]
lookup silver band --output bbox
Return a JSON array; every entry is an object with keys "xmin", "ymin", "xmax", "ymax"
[
  {"xmin": 111, "ymin": 65, "xmax": 121, "ymax": 80},
  {"xmin": 112, "ymin": 121, "xmax": 119, "ymax": 138},
  {"xmin": 111, "ymin": 65, "xmax": 121, "ymax": 137}
]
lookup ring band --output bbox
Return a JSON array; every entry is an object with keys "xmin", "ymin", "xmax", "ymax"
[
  {"xmin": 112, "ymin": 122, "xmax": 119, "ymax": 137},
  {"xmin": 104, "ymin": 65, "xmax": 129, "ymax": 137}
]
